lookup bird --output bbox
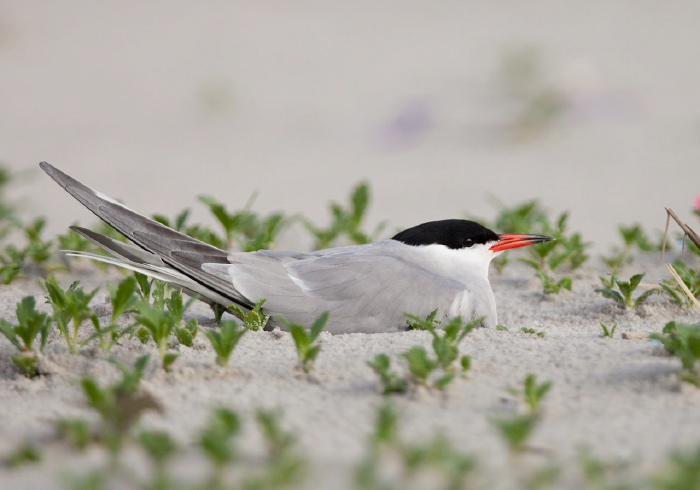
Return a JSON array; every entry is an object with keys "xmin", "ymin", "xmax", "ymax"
[{"xmin": 40, "ymin": 162, "xmax": 553, "ymax": 334}]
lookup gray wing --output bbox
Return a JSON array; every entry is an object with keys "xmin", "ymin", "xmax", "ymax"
[
  {"xmin": 40, "ymin": 162, "xmax": 254, "ymax": 311},
  {"xmin": 203, "ymin": 243, "xmax": 472, "ymax": 333}
]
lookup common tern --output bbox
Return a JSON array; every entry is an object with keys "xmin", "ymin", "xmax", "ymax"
[{"xmin": 40, "ymin": 162, "xmax": 553, "ymax": 334}]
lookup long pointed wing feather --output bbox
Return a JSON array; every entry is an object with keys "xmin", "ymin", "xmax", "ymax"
[{"xmin": 40, "ymin": 162, "xmax": 252, "ymax": 310}]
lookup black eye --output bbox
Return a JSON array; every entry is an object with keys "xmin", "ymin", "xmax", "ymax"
[{"xmin": 462, "ymin": 238, "xmax": 475, "ymax": 248}]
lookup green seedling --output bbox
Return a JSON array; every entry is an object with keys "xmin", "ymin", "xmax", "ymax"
[
  {"xmin": 660, "ymin": 261, "xmax": 700, "ymax": 308},
  {"xmin": 602, "ymin": 224, "xmax": 668, "ymax": 272},
  {"xmin": 58, "ymin": 418, "xmax": 92, "ymax": 451},
  {"xmin": 356, "ymin": 402, "xmax": 476, "ymax": 490},
  {"xmin": 229, "ymin": 298, "xmax": 270, "ymax": 331},
  {"xmin": 509, "ymin": 374, "xmax": 553, "ymax": 413},
  {"xmin": 0, "ymin": 295, "xmax": 52, "ymax": 377},
  {"xmin": 132, "ymin": 283, "xmax": 196, "ymax": 369},
  {"xmin": 44, "ymin": 276, "xmax": 99, "ymax": 354},
  {"xmin": 198, "ymin": 193, "xmax": 288, "ymax": 251},
  {"xmin": 535, "ymin": 270, "xmax": 573, "ymax": 294},
  {"xmin": 137, "ymin": 429, "xmax": 178, "ymax": 489},
  {"xmin": 0, "ymin": 245, "xmax": 27, "ymax": 284},
  {"xmin": 133, "ymin": 272, "xmax": 154, "ymax": 302},
  {"xmin": 595, "ymin": 273, "xmax": 660, "ymax": 309},
  {"xmin": 402, "ymin": 346, "xmax": 439, "ymax": 387},
  {"xmin": 175, "ymin": 318, "xmax": 199, "ymax": 347},
  {"xmin": 367, "ymin": 354, "xmax": 409, "ymax": 394},
  {"xmin": 651, "ymin": 443, "xmax": 700, "ymax": 490},
  {"xmin": 4, "ymin": 441, "xmax": 42, "ymax": 468},
  {"xmin": 600, "ymin": 322, "xmax": 618, "ymax": 338},
  {"xmin": 370, "ymin": 312, "xmax": 477, "ymax": 393},
  {"xmin": 133, "ymin": 302, "xmax": 180, "ymax": 370},
  {"xmin": 245, "ymin": 409, "xmax": 307, "ymax": 489},
  {"xmin": 577, "ymin": 446, "xmax": 631, "ymax": 490},
  {"xmin": 650, "ymin": 322, "xmax": 700, "ymax": 386},
  {"xmin": 205, "ymin": 320, "xmax": 247, "ymax": 367},
  {"xmin": 280, "ymin": 311, "xmax": 330, "ymax": 373},
  {"xmin": 305, "ymin": 182, "xmax": 385, "ymax": 249},
  {"xmin": 79, "ymin": 355, "xmax": 161, "ymax": 457},
  {"xmin": 492, "ymin": 413, "xmax": 541, "ymax": 453},
  {"xmin": 0, "ymin": 165, "xmax": 19, "ymax": 240},
  {"xmin": 407, "ymin": 312, "xmax": 479, "ymax": 389},
  {"xmin": 0, "ymin": 217, "xmax": 56, "ymax": 283},
  {"xmin": 521, "ymin": 327, "xmax": 546, "ymax": 338},
  {"xmin": 85, "ymin": 276, "xmax": 139, "ymax": 351},
  {"xmin": 497, "ymin": 325, "xmax": 510, "ymax": 331},
  {"xmin": 198, "ymin": 407, "xmax": 241, "ymax": 487},
  {"xmin": 493, "ymin": 374, "xmax": 552, "ymax": 453}
]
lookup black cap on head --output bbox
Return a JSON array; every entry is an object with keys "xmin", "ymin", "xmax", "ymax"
[{"xmin": 392, "ymin": 219, "xmax": 499, "ymax": 250}]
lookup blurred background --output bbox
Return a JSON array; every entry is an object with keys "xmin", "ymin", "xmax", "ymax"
[{"xmin": 0, "ymin": 1, "xmax": 698, "ymax": 251}]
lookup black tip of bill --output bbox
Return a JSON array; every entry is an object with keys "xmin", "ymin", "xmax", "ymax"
[{"xmin": 489, "ymin": 234, "xmax": 555, "ymax": 253}]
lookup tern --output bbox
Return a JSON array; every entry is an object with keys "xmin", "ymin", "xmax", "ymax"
[{"xmin": 40, "ymin": 162, "xmax": 553, "ymax": 334}]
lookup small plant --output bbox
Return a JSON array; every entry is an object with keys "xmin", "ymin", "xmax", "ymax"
[
  {"xmin": 137, "ymin": 429, "xmax": 179, "ymax": 489},
  {"xmin": 86, "ymin": 276, "xmax": 139, "ymax": 351},
  {"xmin": 521, "ymin": 327, "xmax": 546, "ymax": 338},
  {"xmin": 509, "ymin": 374, "xmax": 553, "ymax": 413},
  {"xmin": 368, "ymin": 312, "xmax": 478, "ymax": 393},
  {"xmin": 132, "ymin": 302, "xmax": 180, "ymax": 370},
  {"xmin": 356, "ymin": 403, "xmax": 476, "ymax": 490},
  {"xmin": 492, "ymin": 374, "xmax": 552, "ymax": 452},
  {"xmin": 0, "ymin": 217, "xmax": 55, "ymax": 283},
  {"xmin": 492, "ymin": 413, "xmax": 541, "ymax": 453},
  {"xmin": 198, "ymin": 407, "xmax": 241, "ymax": 487},
  {"xmin": 660, "ymin": 261, "xmax": 700, "ymax": 308},
  {"xmin": 133, "ymin": 272, "xmax": 155, "ymax": 302},
  {"xmin": 229, "ymin": 298, "xmax": 270, "ymax": 331},
  {"xmin": 366, "ymin": 354, "xmax": 409, "ymax": 394},
  {"xmin": 305, "ymin": 182, "xmax": 385, "ymax": 249},
  {"xmin": 600, "ymin": 322, "xmax": 618, "ymax": 338},
  {"xmin": 650, "ymin": 322, "xmax": 700, "ymax": 386},
  {"xmin": 577, "ymin": 446, "xmax": 631, "ymax": 489},
  {"xmin": 0, "ymin": 296, "xmax": 52, "ymax": 377},
  {"xmin": 44, "ymin": 276, "xmax": 99, "ymax": 354},
  {"xmin": 595, "ymin": 273, "xmax": 660, "ymax": 309},
  {"xmin": 405, "ymin": 312, "xmax": 479, "ymax": 389},
  {"xmin": 204, "ymin": 320, "xmax": 247, "ymax": 368},
  {"xmin": 198, "ymin": 193, "xmax": 288, "ymax": 251},
  {"xmin": 651, "ymin": 443, "xmax": 700, "ymax": 490},
  {"xmin": 78, "ymin": 355, "xmax": 161, "ymax": 458},
  {"xmin": 131, "ymin": 283, "xmax": 197, "ymax": 370},
  {"xmin": 280, "ymin": 311, "xmax": 330, "ymax": 373},
  {"xmin": 245, "ymin": 409, "xmax": 308, "ymax": 489},
  {"xmin": 4, "ymin": 441, "xmax": 42, "ymax": 468}
]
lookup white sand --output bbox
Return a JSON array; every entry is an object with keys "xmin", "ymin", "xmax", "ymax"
[{"xmin": 1, "ymin": 2, "xmax": 700, "ymax": 488}]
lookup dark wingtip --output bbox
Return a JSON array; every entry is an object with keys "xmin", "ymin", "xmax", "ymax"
[{"xmin": 39, "ymin": 161, "xmax": 70, "ymax": 189}]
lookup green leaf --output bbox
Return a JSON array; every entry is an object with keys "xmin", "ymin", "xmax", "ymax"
[
  {"xmin": 162, "ymin": 352, "xmax": 179, "ymax": 371},
  {"xmin": 403, "ymin": 347, "xmax": 436, "ymax": 384},
  {"xmin": 629, "ymin": 273, "xmax": 645, "ymax": 291},
  {"xmin": 594, "ymin": 288, "xmax": 625, "ymax": 305},
  {"xmin": 11, "ymin": 354, "xmax": 39, "ymax": 378},
  {"xmin": 309, "ymin": 311, "xmax": 330, "ymax": 340},
  {"xmin": 435, "ymin": 373, "xmax": 455, "ymax": 390}
]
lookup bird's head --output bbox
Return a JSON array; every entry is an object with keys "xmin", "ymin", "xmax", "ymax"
[{"xmin": 392, "ymin": 219, "xmax": 554, "ymax": 262}]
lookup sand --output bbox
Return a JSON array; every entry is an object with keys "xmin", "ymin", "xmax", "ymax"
[{"xmin": 1, "ymin": 2, "xmax": 700, "ymax": 488}]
